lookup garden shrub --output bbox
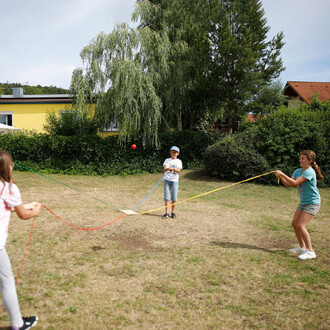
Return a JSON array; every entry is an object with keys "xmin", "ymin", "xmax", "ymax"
[
  {"xmin": 0, "ymin": 130, "xmax": 216, "ymax": 176},
  {"xmin": 44, "ymin": 110, "xmax": 98, "ymax": 136},
  {"xmin": 242, "ymin": 103, "xmax": 329, "ymax": 186},
  {"xmin": 204, "ymin": 133, "xmax": 269, "ymax": 181}
]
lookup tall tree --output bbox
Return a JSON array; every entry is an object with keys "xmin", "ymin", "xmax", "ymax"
[
  {"xmin": 208, "ymin": 0, "xmax": 285, "ymax": 132},
  {"xmin": 134, "ymin": 0, "xmax": 214, "ymax": 130},
  {"xmin": 70, "ymin": 22, "xmax": 171, "ymax": 145}
]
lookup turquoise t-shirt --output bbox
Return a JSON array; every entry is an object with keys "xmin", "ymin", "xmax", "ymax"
[{"xmin": 292, "ymin": 167, "xmax": 321, "ymax": 205}]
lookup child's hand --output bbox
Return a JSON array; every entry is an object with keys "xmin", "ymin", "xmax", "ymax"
[
  {"xmin": 274, "ymin": 170, "xmax": 283, "ymax": 177},
  {"xmin": 23, "ymin": 203, "xmax": 35, "ymax": 210},
  {"xmin": 24, "ymin": 202, "xmax": 41, "ymax": 211},
  {"xmin": 32, "ymin": 203, "xmax": 41, "ymax": 216}
]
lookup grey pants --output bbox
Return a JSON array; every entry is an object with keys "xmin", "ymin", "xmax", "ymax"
[{"xmin": 0, "ymin": 248, "xmax": 23, "ymax": 327}]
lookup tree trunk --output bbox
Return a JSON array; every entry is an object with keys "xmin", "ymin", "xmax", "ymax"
[
  {"xmin": 228, "ymin": 115, "xmax": 233, "ymax": 134},
  {"xmin": 161, "ymin": 114, "xmax": 172, "ymax": 134},
  {"xmin": 176, "ymin": 110, "xmax": 182, "ymax": 131}
]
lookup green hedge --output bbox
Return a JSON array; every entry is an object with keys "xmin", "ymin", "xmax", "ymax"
[
  {"xmin": 2, "ymin": 102, "xmax": 328, "ymax": 186},
  {"xmin": 204, "ymin": 133, "xmax": 269, "ymax": 182},
  {"xmin": 246, "ymin": 105, "xmax": 329, "ymax": 185},
  {"xmin": 204, "ymin": 104, "xmax": 329, "ymax": 186},
  {"xmin": 0, "ymin": 130, "xmax": 217, "ymax": 176}
]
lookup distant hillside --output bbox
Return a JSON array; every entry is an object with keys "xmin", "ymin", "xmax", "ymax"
[{"xmin": 0, "ymin": 82, "xmax": 70, "ymax": 95}]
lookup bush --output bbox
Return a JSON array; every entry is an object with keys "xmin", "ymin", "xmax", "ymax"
[
  {"xmin": 0, "ymin": 130, "xmax": 218, "ymax": 176},
  {"xmin": 204, "ymin": 133, "xmax": 269, "ymax": 181},
  {"xmin": 242, "ymin": 103, "xmax": 329, "ymax": 186},
  {"xmin": 44, "ymin": 111, "xmax": 98, "ymax": 136}
]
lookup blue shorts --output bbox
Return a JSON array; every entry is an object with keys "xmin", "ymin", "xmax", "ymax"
[{"xmin": 164, "ymin": 180, "xmax": 179, "ymax": 202}]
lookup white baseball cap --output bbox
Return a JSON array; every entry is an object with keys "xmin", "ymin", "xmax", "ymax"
[{"xmin": 170, "ymin": 146, "xmax": 180, "ymax": 153}]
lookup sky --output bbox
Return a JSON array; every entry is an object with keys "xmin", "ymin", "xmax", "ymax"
[{"xmin": 1, "ymin": 0, "xmax": 329, "ymax": 90}]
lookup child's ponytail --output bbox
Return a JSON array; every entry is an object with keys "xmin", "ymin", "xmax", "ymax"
[
  {"xmin": 300, "ymin": 150, "xmax": 324, "ymax": 180},
  {"xmin": 312, "ymin": 162, "xmax": 324, "ymax": 181}
]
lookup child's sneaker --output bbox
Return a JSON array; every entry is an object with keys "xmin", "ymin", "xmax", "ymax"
[
  {"xmin": 171, "ymin": 213, "xmax": 176, "ymax": 219},
  {"xmin": 162, "ymin": 213, "xmax": 169, "ymax": 219},
  {"xmin": 298, "ymin": 250, "xmax": 316, "ymax": 260},
  {"xmin": 289, "ymin": 247, "xmax": 306, "ymax": 254},
  {"xmin": 19, "ymin": 316, "xmax": 38, "ymax": 329}
]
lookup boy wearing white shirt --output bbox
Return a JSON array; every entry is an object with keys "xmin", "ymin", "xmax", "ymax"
[{"xmin": 162, "ymin": 146, "xmax": 183, "ymax": 219}]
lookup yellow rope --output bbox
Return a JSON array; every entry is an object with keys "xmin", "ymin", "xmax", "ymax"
[{"xmin": 139, "ymin": 171, "xmax": 276, "ymax": 215}]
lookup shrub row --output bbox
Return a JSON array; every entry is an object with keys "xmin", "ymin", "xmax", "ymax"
[
  {"xmin": 0, "ymin": 130, "xmax": 217, "ymax": 176},
  {"xmin": 1, "ymin": 103, "xmax": 328, "ymax": 186}
]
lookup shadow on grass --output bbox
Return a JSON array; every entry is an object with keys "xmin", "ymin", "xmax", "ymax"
[
  {"xmin": 182, "ymin": 169, "xmax": 220, "ymax": 182},
  {"xmin": 143, "ymin": 213, "xmax": 163, "ymax": 218},
  {"xmin": 0, "ymin": 327, "xmax": 11, "ymax": 330},
  {"xmin": 183, "ymin": 169, "xmax": 275, "ymax": 186},
  {"xmin": 211, "ymin": 241, "xmax": 285, "ymax": 254}
]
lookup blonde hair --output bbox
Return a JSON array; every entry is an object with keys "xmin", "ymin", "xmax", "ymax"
[
  {"xmin": 300, "ymin": 150, "xmax": 324, "ymax": 180},
  {"xmin": 0, "ymin": 150, "xmax": 14, "ymax": 186}
]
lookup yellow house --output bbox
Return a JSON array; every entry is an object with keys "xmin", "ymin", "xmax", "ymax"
[{"xmin": 0, "ymin": 87, "xmax": 73, "ymax": 132}]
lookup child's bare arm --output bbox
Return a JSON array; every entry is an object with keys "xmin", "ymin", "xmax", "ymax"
[
  {"xmin": 275, "ymin": 170, "xmax": 307, "ymax": 187},
  {"xmin": 14, "ymin": 203, "xmax": 41, "ymax": 220}
]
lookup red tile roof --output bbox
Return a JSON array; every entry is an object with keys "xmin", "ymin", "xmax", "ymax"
[
  {"xmin": 247, "ymin": 114, "xmax": 257, "ymax": 122},
  {"xmin": 284, "ymin": 81, "xmax": 330, "ymax": 104}
]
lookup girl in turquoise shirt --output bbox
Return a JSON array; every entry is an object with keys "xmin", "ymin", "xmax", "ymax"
[{"xmin": 275, "ymin": 150, "xmax": 324, "ymax": 260}]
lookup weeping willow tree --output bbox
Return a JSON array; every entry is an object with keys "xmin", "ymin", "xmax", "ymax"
[{"xmin": 70, "ymin": 20, "xmax": 171, "ymax": 145}]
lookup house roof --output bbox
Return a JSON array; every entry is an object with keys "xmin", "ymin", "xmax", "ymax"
[
  {"xmin": 0, "ymin": 94, "xmax": 72, "ymax": 105},
  {"xmin": 0, "ymin": 94, "xmax": 71, "ymax": 99},
  {"xmin": 284, "ymin": 81, "xmax": 330, "ymax": 104}
]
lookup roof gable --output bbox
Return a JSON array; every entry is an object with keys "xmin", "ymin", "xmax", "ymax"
[{"xmin": 284, "ymin": 81, "xmax": 330, "ymax": 104}]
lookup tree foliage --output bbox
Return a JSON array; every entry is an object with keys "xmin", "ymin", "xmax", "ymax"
[
  {"xmin": 242, "ymin": 99, "xmax": 330, "ymax": 184},
  {"xmin": 134, "ymin": 0, "xmax": 285, "ymax": 132},
  {"xmin": 70, "ymin": 23, "xmax": 171, "ymax": 145},
  {"xmin": 207, "ymin": 0, "xmax": 285, "ymax": 131},
  {"xmin": 134, "ymin": 0, "xmax": 212, "ymax": 131},
  {"xmin": 0, "ymin": 82, "xmax": 69, "ymax": 95},
  {"xmin": 0, "ymin": 130, "xmax": 215, "ymax": 175},
  {"xmin": 71, "ymin": 0, "xmax": 285, "ymax": 143},
  {"xmin": 204, "ymin": 99, "xmax": 329, "ymax": 185},
  {"xmin": 44, "ymin": 110, "xmax": 98, "ymax": 136},
  {"xmin": 246, "ymin": 80, "xmax": 288, "ymax": 115},
  {"xmin": 204, "ymin": 133, "xmax": 269, "ymax": 181}
]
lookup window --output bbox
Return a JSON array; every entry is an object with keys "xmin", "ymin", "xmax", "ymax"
[
  {"xmin": 103, "ymin": 121, "xmax": 119, "ymax": 132},
  {"xmin": 0, "ymin": 112, "xmax": 13, "ymax": 126}
]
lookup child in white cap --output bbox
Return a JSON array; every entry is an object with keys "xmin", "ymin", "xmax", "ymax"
[{"xmin": 162, "ymin": 146, "xmax": 183, "ymax": 219}]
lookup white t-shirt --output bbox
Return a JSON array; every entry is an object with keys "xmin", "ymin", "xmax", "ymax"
[
  {"xmin": 0, "ymin": 182, "xmax": 22, "ymax": 249},
  {"xmin": 163, "ymin": 158, "xmax": 183, "ymax": 182}
]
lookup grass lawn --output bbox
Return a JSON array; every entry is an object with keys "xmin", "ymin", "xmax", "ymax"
[{"xmin": 1, "ymin": 170, "xmax": 329, "ymax": 329}]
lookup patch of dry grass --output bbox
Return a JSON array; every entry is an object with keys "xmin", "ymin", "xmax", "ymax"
[{"xmin": 0, "ymin": 170, "xmax": 329, "ymax": 329}]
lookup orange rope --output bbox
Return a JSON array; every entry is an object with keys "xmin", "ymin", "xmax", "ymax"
[
  {"xmin": 41, "ymin": 205, "xmax": 128, "ymax": 231},
  {"xmin": 15, "ymin": 206, "xmax": 128, "ymax": 284},
  {"xmin": 15, "ymin": 218, "xmax": 34, "ymax": 285}
]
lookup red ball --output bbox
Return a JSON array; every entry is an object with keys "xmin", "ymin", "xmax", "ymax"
[{"xmin": 131, "ymin": 144, "xmax": 137, "ymax": 150}]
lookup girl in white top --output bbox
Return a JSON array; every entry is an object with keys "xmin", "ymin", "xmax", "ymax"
[{"xmin": 0, "ymin": 150, "xmax": 40, "ymax": 329}]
